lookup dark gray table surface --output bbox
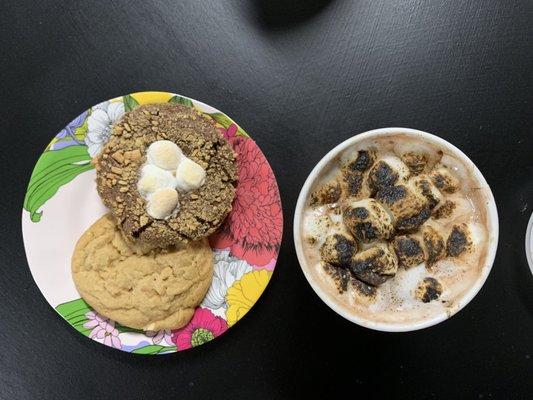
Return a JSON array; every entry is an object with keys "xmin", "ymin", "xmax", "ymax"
[{"xmin": 1, "ymin": 1, "xmax": 532, "ymax": 399}]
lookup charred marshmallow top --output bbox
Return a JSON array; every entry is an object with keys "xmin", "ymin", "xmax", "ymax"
[{"xmin": 137, "ymin": 140, "xmax": 206, "ymax": 219}]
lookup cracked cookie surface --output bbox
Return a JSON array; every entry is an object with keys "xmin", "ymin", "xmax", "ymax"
[
  {"xmin": 71, "ymin": 214, "xmax": 214, "ymax": 331},
  {"xmin": 94, "ymin": 103, "xmax": 237, "ymax": 247}
]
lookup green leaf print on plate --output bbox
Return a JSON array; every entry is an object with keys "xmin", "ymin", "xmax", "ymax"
[
  {"xmin": 56, "ymin": 298, "xmax": 93, "ymax": 336},
  {"xmin": 168, "ymin": 95, "xmax": 193, "ymax": 107},
  {"xmin": 132, "ymin": 344, "xmax": 177, "ymax": 355},
  {"xmin": 123, "ymin": 94, "xmax": 140, "ymax": 112},
  {"xmin": 23, "ymin": 145, "xmax": 93, "ymax": 222},
  {"xmin": 56, "ymin": 298, "xmax": 147, "ymax": 335},
  {"xmin": 115, "ymin": 323, "xmax": 144, "ymax": 334},
  {"xmin": 209, "ymin": 112, "xmax": 250, "ymax": 138}
]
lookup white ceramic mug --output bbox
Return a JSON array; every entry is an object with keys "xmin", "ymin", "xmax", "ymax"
[{"xmin": 293, "ymin": 127, "xmax": 499, "ymax": 332}]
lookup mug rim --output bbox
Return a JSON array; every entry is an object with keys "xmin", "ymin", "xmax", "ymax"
[{"xmin": 525, "ymin": 212, "xmax": 533, "ymax": 276}]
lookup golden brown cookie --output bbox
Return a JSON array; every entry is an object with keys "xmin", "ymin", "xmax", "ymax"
[
  {"xmin": 94, "ymin": 103, "xmax": 237, "ymax": 247},
  {"xmin": 72, "ymin": 214, "xmax": 213, "ymax": 331}
]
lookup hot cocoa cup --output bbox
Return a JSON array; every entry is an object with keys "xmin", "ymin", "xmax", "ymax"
[{"xmin": 294, "ymin": 128, "xmax": 498, "ymax": 332}]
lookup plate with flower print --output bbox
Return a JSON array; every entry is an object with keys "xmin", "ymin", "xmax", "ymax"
[{"xmin": 22, "ymin": 91, "xmax": 283, "ymax": 354}]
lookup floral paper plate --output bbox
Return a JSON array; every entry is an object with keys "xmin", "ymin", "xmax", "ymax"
[{"xmin": 22, "ymin": 91, "xmax": 283, "ymax": 354}]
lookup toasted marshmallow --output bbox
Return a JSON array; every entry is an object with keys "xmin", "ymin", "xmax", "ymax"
[
  {"xmin": 339, "ymin": 171, "xmax": 364, "ymax": 199},
  {"xmin": 367, "ymin": 155, "xmax": 410, "ymax": 194},
  {"xmin": 340, "ymin": 151, "xmax": 376, "ymax": 199},
  {"xmin": 137, "ymin": 164, "xmax": 176, "ymax": 197},
  {"xmin": 446, "ymin": 223, "xmax": 475, "ymax": 257},
  {"xmin": 310, "ymin": 180, "xmax": 342, "ymax": 206},
  {"xmin": 394, "ymin": 141, "xmax": 441, "ymax": 173},
  {"xmin": 375, "ymin": 184, "xmax": 430, "ymax": 232},
  {"xmin": 391, "ymin": 234, "xmax": 425, "ymax": 268},
  {"xmin": 414, "ymin": 277, "xmax": 442, "ymax": 303},
  {"xmin": 409, "ymin": 175, "xmax": 443, "ymax": 209},
  {"xmin": 320, "ymin": 233, "xmax": 358, "ymax": 267},
  {"xmin": 351, "ymin": 279, "xmax": 377, "ymax": 305},
  {"xmin": 175, "ymin": 158, "xmax": 206, "ymax": 192},
  {"xmin": 350, "ymin": 243, "xmax": 398, "ymax": 286},
  {"xmin": 421, "ymin": 224, "xmax": 446, "ymax": 266},
  {"xmin": 342, "ymin": 198, "xmax": 394, "ymax": 243},
  {"xmin": 431, "ymin": 193, "xmax": 473, "ymax": 222},
  {"xmin": 342, "ymin": 149, "xmax": 376, "ymax": 173},
  {"xmin": 304, "ymin": 213, "xmax": 333, "ymax": 249},
  {"xmin": 146, "ymin": 188, "xmax": 179, "ymax": 219},
  {"xmin": 430, "ymin": 166, "xmax": 460, "ymax": 194},
  {"xmin": 147, "ymin": 140, "xmax": 183, "ymax": 170},
  {"xmin": 401, "ymin": 152, "xmax": 428, "ymax": 175}
]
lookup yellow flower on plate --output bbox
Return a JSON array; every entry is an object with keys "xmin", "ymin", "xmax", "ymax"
[
  {"xmin": 131, "ymin": 91, "xmax": 174, "ymax": 105},
  {"xmin": 226, "ymin": 269, "xmax": 272, "ymax": 327}
]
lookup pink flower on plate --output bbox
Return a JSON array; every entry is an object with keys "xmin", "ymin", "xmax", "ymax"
[
  {"xmin": 83, "ymin": 311, "xmax": 122, "ymax": 349},
  {"xmin": 218, "ymin": 123, "xmax": 238, "ymax": 139},
  {"xmin": 146, "ymin": 329, "xmax": 173, "ymax": 345},
  {"xmin": 171, "ymin": 308, "xmax": 228, "ymax": 350},
  {"xmin": 210, "ymin": 137, "xmax": 283, "ymax": 266},
  {"xmin": 259, "ymin": 257, "xmax": 277, "ymax": 272}
]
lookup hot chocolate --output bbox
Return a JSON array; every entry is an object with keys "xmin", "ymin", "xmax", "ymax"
[{"xmin": 298, "ymin": 133, "xmax": 493, "ymax": 327}]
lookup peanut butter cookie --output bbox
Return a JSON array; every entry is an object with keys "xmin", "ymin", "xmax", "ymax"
[{"xmin": 72, "ymin": 214, "xmax": 213, "ymax": 331}]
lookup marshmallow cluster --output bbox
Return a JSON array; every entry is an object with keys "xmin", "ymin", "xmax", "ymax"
[{"xmin": 137, "ymin": 140, "xmax": 206, "ymax": 219}]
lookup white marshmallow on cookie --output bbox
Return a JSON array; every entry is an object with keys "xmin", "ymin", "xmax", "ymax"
[
  {"xmin": 147, "ymin": 140, "xmax": 183, "ymax": 170},
  {"xmin": 137, "ymin": 140, "xmax": 207, "ymax": 220},
  {"xmin": 147, "ymin": 188, "xmax": 180, "ymax": 219},
  {"xmin": 137, "ymin": 164, "xmax": 177, "ymax": 197},
  {"xmin": 175, "ymin": 158, "xmax": 206, "ymax": 192}
]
